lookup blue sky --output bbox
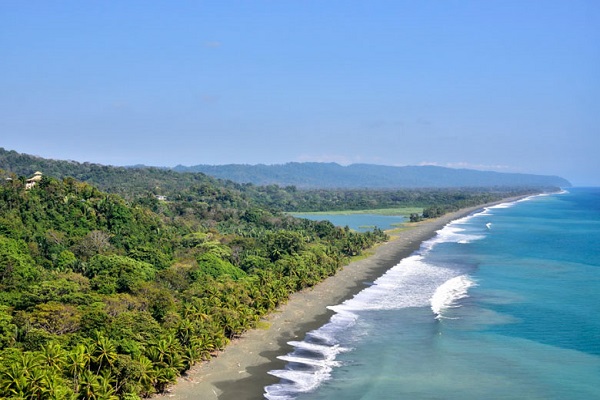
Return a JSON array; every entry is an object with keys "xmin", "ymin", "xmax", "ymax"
[{"xmin": 1, "ymin": 1, "xmax": 598, "ymax": 185}]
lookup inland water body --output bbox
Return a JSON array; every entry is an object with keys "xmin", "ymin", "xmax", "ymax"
[
  {"xmin": 289, "ymin": 213, "xmax": 405, "ymax": 233},
  {"xmin": 266, "ymin": 188, "xmax": 600, "ymax": 400}
]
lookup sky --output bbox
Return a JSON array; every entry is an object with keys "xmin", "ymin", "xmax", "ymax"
[{"xmin": 1, "ymin": 1, "xmax": 599, "ymax": 185}]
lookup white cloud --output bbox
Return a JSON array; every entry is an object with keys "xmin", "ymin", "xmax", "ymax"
[
  {"xmin": 417, "ymin": 161, "xmax": 521, "ymax": 172},
  {"xmin": 295, "ymin": 154, "xmax": 386, "ymax": 166},
  {"xmin": 445, "ymin": 162, "xmax": 519, "ymax": 171}
]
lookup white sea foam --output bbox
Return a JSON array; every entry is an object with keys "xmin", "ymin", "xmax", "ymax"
[
  {"xmin": 425, "ymin": 222, "xmax": 486, "ymax": 248},
  {"xmin": 286, "ymin": 340, "xmax": 341, "ymax": 354},
  {"xmin": 331, "ymin": 255, "xmax": 457, "ymax": 313},
  {"xmin": 265, "ymin": 342, "xmax": 350, "ymax": 400},
  {"xmin": 277, "ymin": 355, "xmax": 343, "ymax": 368},
  {"xmin": 515, "ymin": 191, "xmax": 563, "ymax": 204},
  {"xmin": 264, "ymin": 255, "xmax": 460, "ymax": 399},
  {"xmin": 490, "ymin": 202, "xmax": 516, "ymax": 209},
  {"xmin": 265, "ymin": 210, "xmax": 487, "ymax": 398},
  {"xmin": 265, "ymin": 369, "xmax": 332, "ymax": 400},
  {"xmin": 430, "ymin": 275, "xmax": 476, "ymax": 319}
]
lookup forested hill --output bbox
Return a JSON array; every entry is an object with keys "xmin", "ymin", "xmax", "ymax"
[
  {"xmin": 173, "ymin": 162, "xmax": 571, "ymax": 189},
  {"xmin": 0, "ymin": 172, "xmax": 390, "ymax": 398},
  {"xmin": 0, "ymin": 148, "xmax": 556, "ymax": 216},
  {"xmin": 0, "ymin": 148, "xmax": 569, "ymax": 198},
  {"xmin": 0, "ymin": 148, "xmax": 549, "ymax": 398},
  {"xmin": 0, "ymin": 147, "xmax": 222, "ymax": 199}
]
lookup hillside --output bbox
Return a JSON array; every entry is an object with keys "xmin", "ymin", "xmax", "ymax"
[
  {"xmin": 0, "ymin": 148, "xmax": 570, "ymax": 195},
  {"xmin": 0, "ymin": 148, "xmax": 549, "ymax": 398},
  {"xmin": 173, "ymin": 162, "xmax": 571, "ymax": 189},
  {"xmin": 0, "ymin": 172, "xmax": 391, "ymax": 398},
  {"xmin": 0, "ymin": 147, "xmax": 555, "ymax": 217},
  {"xmin": 0, "ymin": 147, "xmax": 221, "ymax": 199}
]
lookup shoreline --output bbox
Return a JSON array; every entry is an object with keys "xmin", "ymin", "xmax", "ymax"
[{"xmin": 158, "ymin": 199, "xmax": 522, "ymax": 400}]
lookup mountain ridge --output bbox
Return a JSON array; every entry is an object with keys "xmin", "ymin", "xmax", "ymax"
[
  {"xmin": 173, "ymin": 162, "xmax": 571, "ymax": 189},
  {"xmin": 0, "ymin": 148, "xmax": 570, "ymax": 189}
]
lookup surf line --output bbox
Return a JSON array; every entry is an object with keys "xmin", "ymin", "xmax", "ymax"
[{"xmin": 430, "ymin": 275, "xmax": 476, "ymax": 320}]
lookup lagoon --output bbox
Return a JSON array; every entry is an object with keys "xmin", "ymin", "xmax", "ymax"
[{"xmin": 290, "ymin": 213, "xmax": 405, "ymax": 232}]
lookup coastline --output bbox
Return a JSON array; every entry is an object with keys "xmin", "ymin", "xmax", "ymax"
[{"xmin": 157, "ymin": 200, "xmax": 521, "ymax": 400}]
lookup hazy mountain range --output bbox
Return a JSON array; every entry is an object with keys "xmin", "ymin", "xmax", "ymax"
[
  {"xmin": 173, "ymin": 163, "xmax": 571, "ymax": 189},
  {"xmin": 0, "ymin": 148, "xmax": 570, "ymax": 189}
]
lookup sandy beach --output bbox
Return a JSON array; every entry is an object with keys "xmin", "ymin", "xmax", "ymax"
[{"xmin": 157, "ymin": 202, "xmax": 511, "ymax": 400}]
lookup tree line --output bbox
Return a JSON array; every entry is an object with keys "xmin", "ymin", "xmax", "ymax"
[
  {"xmin": 0, "ymin": 174, "xmax": 387, "ymax": 399},
  {"xmin": 0, "ymin": 149, "xmax": 547, "ymax": 399}
]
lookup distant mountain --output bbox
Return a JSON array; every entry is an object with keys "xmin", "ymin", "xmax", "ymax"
[
  {"xmin": 0, "ymin": 147, "xmax": 570, "ymax": 190},
  {"xmin": 173, "ymin": 163, "xmax": 571, "ymax": 189}
]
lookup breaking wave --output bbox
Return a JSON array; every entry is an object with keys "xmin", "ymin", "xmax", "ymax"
[{"xmin": 430, "ymin": 275, "xmax": 477, "ymax": 319}]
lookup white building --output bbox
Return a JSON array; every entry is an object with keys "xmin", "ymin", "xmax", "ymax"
[{"xmin": 25, "ymin": 171, "xmax": 43, "ymax": 189}]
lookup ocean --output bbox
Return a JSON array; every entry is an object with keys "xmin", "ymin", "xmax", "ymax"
[{"xmin": 265, "ymin": 188, "xmax": 600, "ymax": 400}]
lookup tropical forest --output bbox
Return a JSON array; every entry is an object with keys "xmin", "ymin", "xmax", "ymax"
[{"xmin": 0, "ymin": 148, "xmax": 549, "ymax": 399}]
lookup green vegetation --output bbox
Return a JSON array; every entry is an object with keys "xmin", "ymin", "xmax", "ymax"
[
  {"xmin": 172, "ymin": 162, "xmax": 572, "ymax": 189},
  {"xmin": 0, "ymin": 173, "xmax": 387, "ymax": 399},
  {"xmin": 0, "ymin": 148, "xmax": 549, "ymax": 399},
  {"xmin": 254, "ymin": 186, "xmax": 539, "ymax": 216}
]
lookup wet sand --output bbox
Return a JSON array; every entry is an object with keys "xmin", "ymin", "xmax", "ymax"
[{"xmin": 158, "ymin": 202, "xmax": 513, "ymax": 400}]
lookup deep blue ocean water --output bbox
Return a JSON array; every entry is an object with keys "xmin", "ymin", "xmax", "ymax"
[{"xmin": 266, "ymin": 188, "xmax": 600, "ymax": 399}]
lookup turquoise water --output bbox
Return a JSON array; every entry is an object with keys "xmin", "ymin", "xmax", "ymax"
[
  {"xmin": 266, "ymin": 188, "xmax": 600, "ymax": 399},
  {"xmin": 290, "ymin": 213, "xmax": 405, "ymax": 232}
]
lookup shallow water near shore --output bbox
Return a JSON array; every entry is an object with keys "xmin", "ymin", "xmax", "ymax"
[{"xmin": 266, "ymin": 188, "xmax": 600, "ymax": 399}]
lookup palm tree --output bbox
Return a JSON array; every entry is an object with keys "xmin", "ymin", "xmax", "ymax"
[
  {"xmin": 92, "ymin": 334, "xmax": 118, "ymax": 374},
  {"xmin": 181, "ymin": 303, "xmax": 196, "ymax": 320},
  {"xmin": 40, "ymin": 342, "xmax": 67, "ymax": 371},
  {"xmin": 77, "ymin": 370, "xmax": 99, "ymax": 399},
  {"xmin": 146, "ymin": 333, "xmax": 184, "ymax": 372},
  {"xmin": 192, "ymin": 302, "xmax": 212, "ymax": 324},
  {"xmin": 176, "ymin": 318, "xmax": 195, "ymax": 347},
  {"xmin": 181, "ymin": 344, "xmax": 199, "ymax": 371},
  {"xmin": 25, "ymin": 365, "xmax": 47, "ymax": 399},
  {"xmin": 134, "ymin": 355, "xmax": 156, "ymax": 397},
  {"xmin": 95, "ymin": 371, "xmax": 119, "ymax": 400},
  {"xmin": 17, "ymin": 351, "xmax": 42, "ymax": 374},
  {"xmin": 219, "ymin": 309, "xmax": 242, "ymax": 339},
  {"xmin": 153, "ymin": 366, "xmax": 177, "ymax": 393},
  {"xmin": 195, "ymin": 332, "xmax": 216, "ymax": 360},
  {"xmin": 41, "ymin": 372, "xmax": 76, "ymax": 400},
  {"xmin": 77, "ymin": 368, "xmax": 118, "ymax": 399},
  {"xmin": 0, "ymin": 362, "xmax": 28, "ymax": 398},
  {"xmin": 66, "ymin": 344, "xmax": 91, "ymax": 393},
  {"xmin": 0, "ymin": 351, "xmax": 47, "ymax": 399}
]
